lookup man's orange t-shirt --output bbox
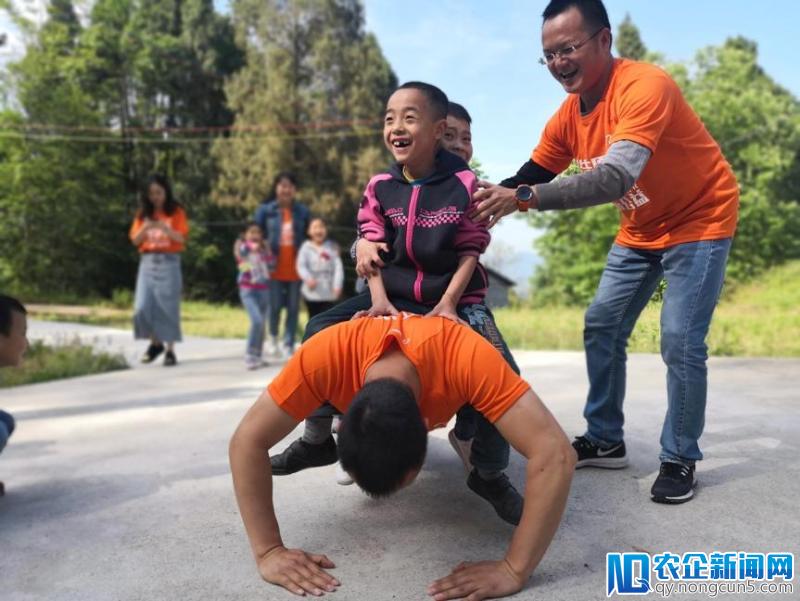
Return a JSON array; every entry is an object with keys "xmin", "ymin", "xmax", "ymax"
[
  {"xmin": 532, "ymin": 58, "xmax": 739, "ymax": 249},
  {"xmin": 268, "ymin": 313, "xmax": 530, "ymax": 429},
  {"xmin": 129, "ymin": 207, "xmax": 189, "ymax": 253},
  {"xmin": 271, "ymin": 208, "xmax": 300, "ymax": 281}
]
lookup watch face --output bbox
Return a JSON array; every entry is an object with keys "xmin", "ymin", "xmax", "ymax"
[{"xmin": 517, "ymin": 186, "xmax": 533, "ymax": 201}]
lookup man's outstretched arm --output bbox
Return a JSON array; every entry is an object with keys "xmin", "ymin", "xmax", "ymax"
[
  {"xmin": 229, "ymin": 390, "xmax": 341, "ymax": 597},
  {"xmin": 428, "ymin": 389, "xmax": 576, "ymax": 600}
]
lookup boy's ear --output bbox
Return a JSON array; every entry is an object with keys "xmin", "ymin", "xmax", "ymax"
[{"xmin": 433, "ymin": 117, "xmax": 447, "ymax": 140}]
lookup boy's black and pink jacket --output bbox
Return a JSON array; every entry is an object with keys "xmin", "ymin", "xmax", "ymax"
[{"xmin": 357, "ymin": 150, "xmax": 490, "ymax": 305}]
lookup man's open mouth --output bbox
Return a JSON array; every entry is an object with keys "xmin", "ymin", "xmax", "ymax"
[{"xmin": 559, "ymin": 69, "xmax": 578, "ymax": 81}]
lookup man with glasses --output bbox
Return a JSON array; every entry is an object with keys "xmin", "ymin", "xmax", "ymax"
[{"xmin": 473, "ymin": 0, "xmax": 738, "ymax": 504}]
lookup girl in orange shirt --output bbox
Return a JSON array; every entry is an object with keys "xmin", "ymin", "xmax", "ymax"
[{"xmin": 129, "ymin": 174, "xmax": 189, "ymax": 366}]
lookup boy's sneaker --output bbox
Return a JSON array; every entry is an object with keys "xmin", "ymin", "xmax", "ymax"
[
  {"xmin": 651, "ymin": 462, "xmax": 696, "ymax": 504},
  {"xmin": 141, "ymin": 342, "xmax": 165, "ymax": 364},
  {"xmin": 466, "ymin": 469, "xmax": 524, "ymax": 526},
  {"xmin": 448, "ymin": 429, "xmax": 473, "ymax": 473},
  {"xmin": 163, "ymin": 350, "xmax": 177, "ymax": 367},
  {"xmin": 270, "ymin": 436, "xmax": 338, "ymax": 475},
  {"xmin": 244, "ymin": 355, "xmax": 260, "ymax": 370},
  {"xmin": 335, "ymin": 462, "xmax": 354, "ymax": 486},
  {"xmin": 572, "ymin": 435, "xmax": 628, "ymax": 469}
]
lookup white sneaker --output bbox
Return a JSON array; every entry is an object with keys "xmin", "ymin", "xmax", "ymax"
[
  {"xmin": 448, "ymin": 429, "xmax": 473, "ymax": 474},
  {"xmin": 335, "ymin": 462, "xmax": 354, "ymax": 486},
  {"xmin": 245, "ymin": 355, "xmax": 260, "ymax": 370},
  {"xmin": 267, "ymin": 338, "xmax": 282, "ymax": 358}
]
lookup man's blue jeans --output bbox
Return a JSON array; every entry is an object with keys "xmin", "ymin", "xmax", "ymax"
[
  {"xmin": 0, "ymin": 410, "xmax": 15, "ymax": 454},
  {"xmin": 269, "ymin": 280, "xmax": 302, "ymax": 348},
  {"xmin": 240, "ymin": 287, "xmax": 270, "ymax": 357},
  {"xmin": 582, "ymin": 239, "xmax": 732, "ymax": 467}
]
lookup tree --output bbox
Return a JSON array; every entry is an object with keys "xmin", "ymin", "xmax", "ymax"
[
  {"xmin": 212, "ymin": 0, "xmax": 397, "ymax": 246},
  {"xmin": 0, "ymin": 0, "xmax": 246, "ymax": 300},
  {"xmin": 615, "ymin": 13, "xmax": 646, "ymax": 61}
]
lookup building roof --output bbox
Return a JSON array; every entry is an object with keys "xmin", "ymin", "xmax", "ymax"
[{"xmin": 485, "ymin": 266, "xmax": 516, "ymax": 287}]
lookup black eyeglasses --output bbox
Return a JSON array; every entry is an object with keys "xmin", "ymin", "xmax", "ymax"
[{"xmin": 539, "ymin": 28, "xmax": 605, "ymax": 65}]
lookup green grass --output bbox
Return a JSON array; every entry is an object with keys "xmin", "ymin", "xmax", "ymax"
[
  {"xmin": 25, "ymin": 261, "xmax": 800, "ymax": 357},
  {"xmin": 0, "ymin": 340, "xmax": 129, "ymax": 388},
  {"xmin": 494, "ymin": 260, "xmax": 800, "ymax": 357}
]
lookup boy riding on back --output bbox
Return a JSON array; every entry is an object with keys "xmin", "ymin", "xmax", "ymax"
[{"xmin": 269, "ymin": 83, "xmax": 525, "ymax": 525}]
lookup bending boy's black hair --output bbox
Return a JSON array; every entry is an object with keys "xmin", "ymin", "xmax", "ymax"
[
  {"xmin": 542, "ymin": 0, "xmax": 611, "ymax": 31},
  {"xmin": 0, "ymin": 295, "xmax": 26, "ymax": 336},
  {"xmin": 396, "ymin": 81, "xmax": 449, "ymax": 121},
  {"xmin": 337, "ymin": 378, "xmax": 428, "ymax": 497},
  {"xmin": 447, "ymin": 102, "xmax": 472, "ymax": 125}
]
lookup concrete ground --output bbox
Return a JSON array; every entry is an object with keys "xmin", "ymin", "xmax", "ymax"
[{"xmin": 1, "ymin": 320, "xmax": 798, "ymax": 601}]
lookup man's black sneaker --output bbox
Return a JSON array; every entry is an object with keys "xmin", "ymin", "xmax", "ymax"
[
  {"xmin": 141, "ymin": 343, "xmax": 165, "ymax": 364},
  {"xmin": 466, "ymin": 470, "xmax": 524, "ymax": 526},
  {"xmin": 572, "ymin": 435, "xmax": 628, "ymax": 469},
  {"xmin": 163, "ymin": 350, "xmax": 177, "ymax": 367},
  {"xmin": 270, "ymin": 436, "xmax": 338, "ymax": 476},
  {"xmin": 651, "ymin": 462, "xmax": 696, "ymax": 504}
]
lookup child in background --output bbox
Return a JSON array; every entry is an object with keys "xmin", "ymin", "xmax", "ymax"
[
  {"xmin": 296, "ymin": 217, "xmax": 344, "ymax": 319},
  {"xmin": 235, "ymin": 223, "xmax": 275, "ymax": 370},
  {"xmin": 0, "ymin": 294, "xmax": 27, "ymax": 496}
]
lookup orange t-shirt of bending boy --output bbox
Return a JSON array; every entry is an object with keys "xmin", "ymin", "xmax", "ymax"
[
  {"xmin": 129, "ymin": 207, "xmax": 189, "ymax": 253},
  {"xmin": 532, "ymin": 58, "xmax": 739, "ymax": 249},
  {"xmin": 267, "ymin": 313, "xmax": 530, "ymax": 429}
]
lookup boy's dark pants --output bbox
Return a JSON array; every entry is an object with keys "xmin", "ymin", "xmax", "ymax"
[{"xmin": 302, "ymin": 292, "xmax": 520, "ymax": 474}]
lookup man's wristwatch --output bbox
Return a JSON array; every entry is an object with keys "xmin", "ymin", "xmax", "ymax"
[{"xmin": 515, "ymin": 185, "xmax": 534, "ymax": 212}]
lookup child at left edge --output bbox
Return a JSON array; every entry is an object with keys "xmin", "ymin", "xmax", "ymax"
[{"xmin": 0, "ymin": 294, "xmax": 28, "ymax": 496}]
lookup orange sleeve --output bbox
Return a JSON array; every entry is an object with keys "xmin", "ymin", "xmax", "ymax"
[
  {"xmin": 608, "ymin": 71, "xmax": 677, "ymax": 153},
  {"xmin": 129, "ymin": 216, "xmax": 144, "ymax": 242},
  {"xmin": 173, "ymin": 207, "xmax": 189, "ymax": 236},
  {"xmin": 531, "ymin": 106, "xmax": 574, "ymax": 175},
  {"xmin": 451, "ymin": 329, "xmax": 531, "ymax": 423},
  {"xmin": 267, "ymin": 348, "xmax": 327, "ymax": 421}
]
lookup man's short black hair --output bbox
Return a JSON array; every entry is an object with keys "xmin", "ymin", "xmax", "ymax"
[
  {"xmin": 0, "ymin": 295, "xmax": 26, "ymax": 336},
  {"xmin": 542, "ymin": 0, "xmax": 611, "ymax": 32},
  {"xmin": 396, "ymin": 81, "xmax": 449, "ymax": 121},
  {"xmin": 337, "ymin": 378, "xmax": 428, "ymax": 497},
  {"xmin": 447, "ymin": 102, "xmax": 472, "ymax": 125}
]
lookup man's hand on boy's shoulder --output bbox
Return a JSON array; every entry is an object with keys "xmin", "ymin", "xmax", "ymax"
[
  {"xmin": 471, "ymin": 181, "xmax": 520, "ymax": 228},
  {"xmin": 258, "ymin": 545, "xmax": 340, "ymax": 597}
]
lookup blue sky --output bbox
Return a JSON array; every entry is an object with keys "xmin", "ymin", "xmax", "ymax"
[{"xmin": 3, "ymin": 1, "xmax": 798, "ymax": 290}]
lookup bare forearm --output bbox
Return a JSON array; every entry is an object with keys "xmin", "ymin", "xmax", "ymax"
[
  {"xmin": 367, "ymin": 271, "xmax": 389, "ymax": 303},
  {"xmin": 230, "ymin": 437, "xmax": 284, "ymax": 559},
  {"xmin": 504, "ymin": 442, "xmax": 574, "ymax": 578},
  {"xmin": 442, "ymin": 256, "xmax": 477, "ymax": 304}
]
